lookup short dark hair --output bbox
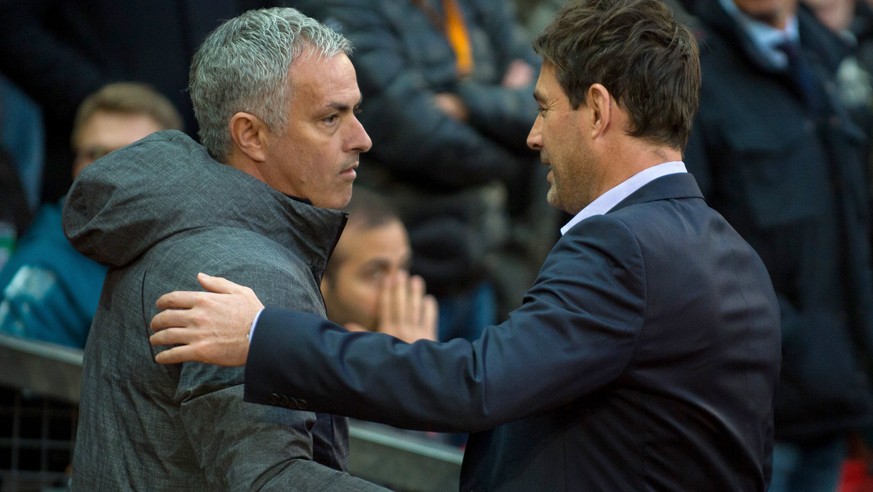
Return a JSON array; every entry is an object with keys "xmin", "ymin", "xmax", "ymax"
[
  {"xmin": 323, "ymin": 186, "xmax": 402, "ymax": 281},
  {"xmin": 533, "ymin": 0, "xmax": 700, "ymax": 150},
  {"xmin": 344, "ymin": 186, "xmax": 401, "ymax": 231}
]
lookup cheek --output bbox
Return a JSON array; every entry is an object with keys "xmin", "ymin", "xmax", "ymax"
[{"xmin": 349, "ymin": 279, "xmax": 381, "ymax": 312}]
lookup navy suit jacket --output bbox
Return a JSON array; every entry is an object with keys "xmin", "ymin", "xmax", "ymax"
[{"xmin": 245, "ymin": 173, "xmax": 781, "ymax": 491}]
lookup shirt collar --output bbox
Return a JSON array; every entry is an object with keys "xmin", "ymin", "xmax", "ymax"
[
  {"xmin": 718, "ymin": 0, "xmax": 799, "ymax": 67},
  {"xmin": 560, "ymin": 161, "xmax": 687, "ymax": 235}
]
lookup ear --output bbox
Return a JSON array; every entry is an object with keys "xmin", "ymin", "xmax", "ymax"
[
  {"xmin": 229, "ymin": 112, "xmax": 268, "ymax": 163},
  {"xmin": 586, "ymin": 83, "xmax": 612, "ymax": 139}
]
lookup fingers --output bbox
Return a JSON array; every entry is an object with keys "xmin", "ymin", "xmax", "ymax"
[
  {"xmin": 155, "ymin": 291, "xmax": 202, "ymax": 311},
  {"xmin": 149, "ymin": 327, "xmax": 199, "ymax": 347},
  {"xmin": 197, "ymin": 272, "xmax": 247, "ymax": 294},
  {"xmin": 150, "ymin": 326, "xmax": 250, "ymax": 366},
  {"xmin": 344, "ymin": 322, "xmax": 367, "ymax": 333},
  {"xmin": 421, "ymin": 294, "xmax": 439, "ymax": 341},
  {"xmin": 155, "ymin": 274, "xmax": 244, "ymax": 311},
  {"xmin": 154, "ymin": 345, "xmax": 200, "ymax": 365},
  {"xmin": 391, "ymin": 271, "xmax": 409, "ymax": 326},
  {"xmin": 377, "ymin": 271, "xmax": 406, "ymax": 334},
  {"xmin": 376, "ymin": 271, "xmax": 439, "ymax": 343},
  {"xmin": 408, "ymin": 274, "xmax": 424, "ymax": 326}
]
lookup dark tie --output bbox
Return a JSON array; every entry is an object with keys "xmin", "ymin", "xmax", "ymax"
[{"xmin": 776, "ymin": 40, "xmax": 824, "ymax": 114}]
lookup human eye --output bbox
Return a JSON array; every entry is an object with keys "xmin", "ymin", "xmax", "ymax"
[
  {"xmin": 323, "ymin": 113, "xmax": 340, "ymax": 126},
  {"xmin": 359, "ymin": 264, "xmax": 385, "ymax": 283}
]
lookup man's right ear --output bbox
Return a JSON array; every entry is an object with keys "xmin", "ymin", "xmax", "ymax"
[{"xmin": 229, "ymin": 112, "xmax": 268, "ymax": 163}]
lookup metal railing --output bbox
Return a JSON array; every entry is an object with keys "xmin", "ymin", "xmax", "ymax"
[{"xmin": 0, "ymin": 334, "xmax": 462, "ymax": 491}]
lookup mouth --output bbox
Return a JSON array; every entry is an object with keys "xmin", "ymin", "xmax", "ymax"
[{"xmin": 340, "ymin": 162, "xmax": 358, "ymax": 180}]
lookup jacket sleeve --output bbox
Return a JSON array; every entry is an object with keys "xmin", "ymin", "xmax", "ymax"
[
  {"xmin": 315, "ymin": 0, "xmax": 528, "ymax": 190},
  {"xmin": 245, "ymin": 215, "xmax": 646, "ymax": 432},
  {"xmin": 167, "ymin": 260, "xmax": 385, "ymax": 491},
  {"xmin": 455, "ymin": 0, "xmax": 540, "ymax": 152}
]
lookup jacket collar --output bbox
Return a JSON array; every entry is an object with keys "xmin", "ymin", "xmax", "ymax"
[{"xmin": 609, "ymin": 172, "xmax": 704, "ymax": 214}]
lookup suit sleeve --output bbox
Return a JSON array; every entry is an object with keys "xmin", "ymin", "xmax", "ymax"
[
  {"xmin": 245, "ymin": 215, "xmax": 646, "ymax": 432},
  {"xmin": 167, "ymin": 259, "xmax": 385, "ymax": 491}
]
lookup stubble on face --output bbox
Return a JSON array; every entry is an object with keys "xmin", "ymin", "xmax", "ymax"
[
  {"xmin": 265, "ymin": 52, "xmax": 369, "ymax": 209},
  {"xmin": 534, "ymin": 64, "xmax": 596, "ymax": 216}
]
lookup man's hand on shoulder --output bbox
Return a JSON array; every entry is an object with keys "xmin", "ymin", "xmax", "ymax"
[{"xmin": 149, "ymin": 273, "xmax": 264, "ymax": 366}]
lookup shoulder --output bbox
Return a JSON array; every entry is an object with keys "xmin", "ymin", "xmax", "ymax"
[{"xmin": 550, "ymin": 214, "xmax": 644, "ymax": 279}]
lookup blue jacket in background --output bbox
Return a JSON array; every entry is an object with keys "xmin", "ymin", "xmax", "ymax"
[{"xmin": 0, "ymin": 198, "xmax": 106, "ymax": 348}]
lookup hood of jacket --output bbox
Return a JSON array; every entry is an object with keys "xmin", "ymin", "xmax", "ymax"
[{"xmin": 63, "ymin": 130, "xmax": 346, "ymax": 271}]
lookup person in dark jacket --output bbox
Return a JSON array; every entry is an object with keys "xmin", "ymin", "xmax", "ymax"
[
  {"xmin": 149, "ymin": 1, "xmax": 783, "ymax": 489},
  {"xmin": 62, "ymin": 8, "xmax": 382, "ymax": 490},
  {"xmin": 681, "ymin": 0, "xmax": 873, "ymax": 490}
]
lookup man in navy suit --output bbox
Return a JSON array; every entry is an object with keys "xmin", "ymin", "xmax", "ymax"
[{"xmin": 149, "ymin": 0, "xmax": 782, "ymax": 489}]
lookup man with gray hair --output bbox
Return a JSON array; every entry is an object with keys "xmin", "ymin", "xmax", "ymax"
[{"xmin": 63, "ymin": 8, "xmax": 379, "ymax": 490}]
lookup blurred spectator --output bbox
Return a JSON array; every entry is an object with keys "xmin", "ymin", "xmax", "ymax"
[
  {"xmin": 514, "ymin": 0, "xmax": 698, "ymax": 39},
  {"xmin": 0, "ymin": 82, "xmax": 182, "ymax": 348},
  {"xmin": 1, "ymin": 74, "xmax": 44, "ymax": 211},
  {"xmin": 803, "ymin": 0, "xmax": 873, "ymax": 136},
  {"xmin": 0, "ymin": 0, "xmax": 281, "ymax": 205},
  {"xmin": 0, "ymin": 146, "xmax": 28, "ymax": 271},
  {"xmin": 297, "ymin": 0, "xmax": 553, "ymax": 340},
  {"xmin": 322, "ymin": 186, "xmax": 438, "ymax": 344},
  {"xmin": 515, "ymin": 0, "xmax": 565, "ymax": 39},
  {"xmin": 681, "ymin": 0, "xmax": 873, "ymax": 491}
]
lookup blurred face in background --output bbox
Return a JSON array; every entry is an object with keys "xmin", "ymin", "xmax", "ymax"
[
  {"xmin": 72, "ymin": 110, "xmax": 164, "ymax": 177},
  {"xmin": 803, "ymin": 0, "xmax": 855, "ymax": 31},
  {"xmin": 733, "ymin": 0, "xmax": 799, "ymax": 28},
  {"xmin": 320, "ymin": 219, "xmax": 411, "ymax": 331}
]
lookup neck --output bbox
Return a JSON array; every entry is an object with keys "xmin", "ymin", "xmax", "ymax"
[{"xmin": 601, "ymin": 139, "xmax": 681, "ymax": 192}]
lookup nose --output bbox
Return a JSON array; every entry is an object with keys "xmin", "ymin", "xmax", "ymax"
[
  {"xmin": 527, "ymin": 116, "xmax": 543, "ymax": 151},
  {"xmin": 349, "ymin": 116, "xmax": 372, "ymax": 153}
]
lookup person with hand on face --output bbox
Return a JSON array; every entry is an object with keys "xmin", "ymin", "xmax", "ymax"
[
  {"xmin": 62, "ymin": 8, "xmax": 383, "ymax": 491},
  {"xmin": 321, "ymin": 186, "xmax": 437, "ymax": 344},
  {"xmin": 149, "ymin": 1, "xmax": 782, "ymax": 489}
]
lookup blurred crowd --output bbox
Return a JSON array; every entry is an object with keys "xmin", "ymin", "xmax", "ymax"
[{"xmin": 2, "ymin": 1, "xmax": 873, "ymax": 491}]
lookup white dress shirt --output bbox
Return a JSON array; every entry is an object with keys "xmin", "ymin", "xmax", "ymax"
[{"xmin": 560, "ymin": 161, "xmax": 687, "ymax": 235}]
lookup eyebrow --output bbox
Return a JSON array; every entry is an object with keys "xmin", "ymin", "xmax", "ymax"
[{"xmin": 325, "ymin": 97, "xmax": 363, "ymax": 113}]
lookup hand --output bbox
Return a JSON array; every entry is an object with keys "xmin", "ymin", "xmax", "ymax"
[
  {"xmin": 433, "ymin": 93, "xmax": 469, "ymax": 121},
  {"xmin": 347, "ymin": 271, "xmax": 438, "ymax": 343},
  {"xmin": 149, "ymin": 273, "xmax": 264, "ymax": 366},
  {"xmin": 501, "ymin": 59, "xmax": 534, "ymax": 89}
]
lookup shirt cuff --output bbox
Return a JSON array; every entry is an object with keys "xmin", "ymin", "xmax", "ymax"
[{"xmin": 248, "ymin": 308, "xmax": 265, "ymax": 342}]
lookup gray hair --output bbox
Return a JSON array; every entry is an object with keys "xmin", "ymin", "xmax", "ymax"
[{"xmin": 189, "ymin": 7, "xmax": 352, "ymax": 161}]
